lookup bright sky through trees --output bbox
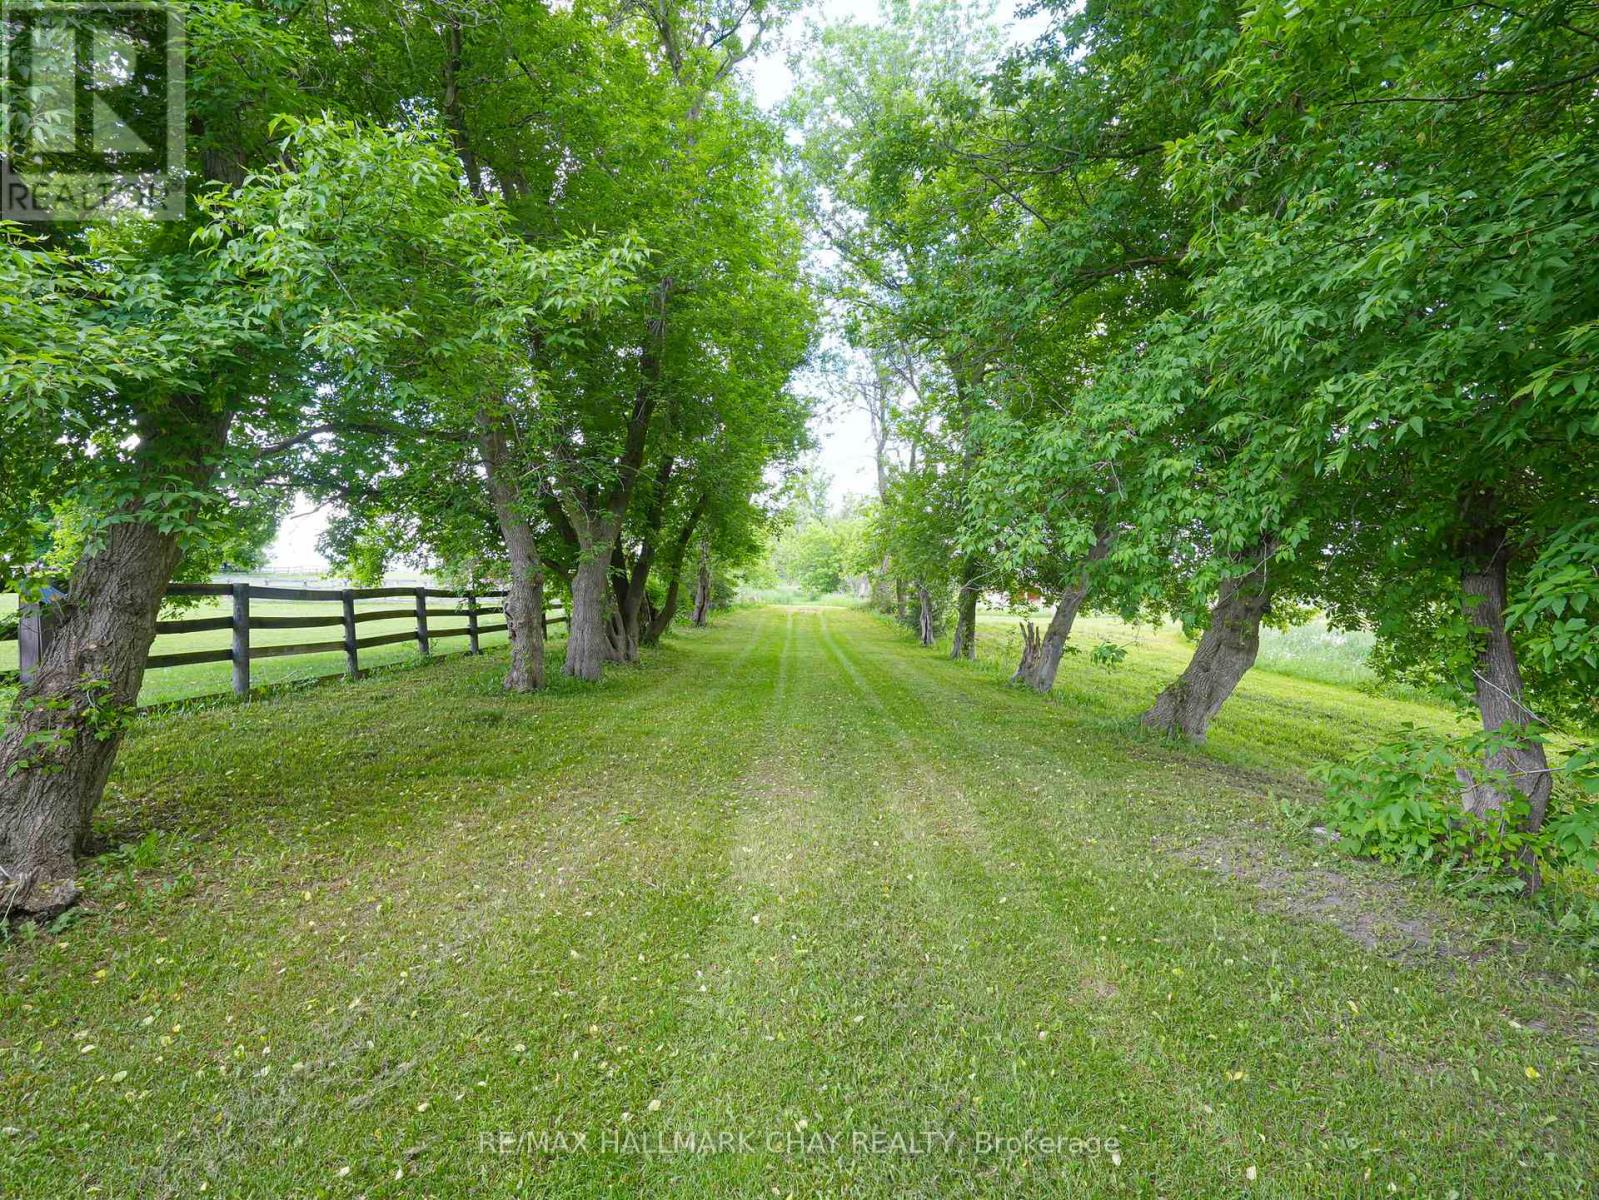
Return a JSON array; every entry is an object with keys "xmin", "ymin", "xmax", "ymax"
[{"xmin": 263, "ymin": 0, "xmax": 1048, "ymax": 572}]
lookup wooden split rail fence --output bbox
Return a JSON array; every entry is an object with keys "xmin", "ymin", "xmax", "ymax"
[{"xmin": 2, "ymin": 583, "xmax": 566, "ymax": 697}]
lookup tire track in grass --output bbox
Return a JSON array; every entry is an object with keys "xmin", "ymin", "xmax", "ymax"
[
  {"xmin": 834, "ymin": 609, "xmax": 1596, "ymax": 1197},
  {"xmin": 810, "ymin": 610, "xmax": 1251, "ymax": 1198},
  {"xmin": 459, "ymin": 607, "xmax": 794, "ymax": 1200},
  {"xmin": 522, "ymin": 608, "xmax": 808, "ymax": 1199},
  {"xmin": 837, "ymin": 613, "xmax": 1476, "ymax": 1194},
  {"xmin": 620, "ymin": 610, "xmax": 1199, "ymax": 1198},
  {"xmin": 614, "ymin": 606, "xmax": 968, "ymax": 1195},
  {"xmin": 624, "ymin": 605, "xmax": 917, "ymax": 1196}
]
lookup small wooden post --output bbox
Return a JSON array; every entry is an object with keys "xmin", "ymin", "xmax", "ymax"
[
  {"xmin": 16, "ymin": 586, "xmax": 63, "ymax": 685},
  {"xmin": 231, "ymin": 582, "xmax": 250, "ymax": 696},
  {"xmin": 342, "ymin": 589, "xmax": 359, "ymax": 677},
  {"xmin": 415, "ymin": 587, "xmax": 430, "ymax": 656},
  {"xmin": 466, "ymin": 592, "xmax": 480, "ymax": 655}
]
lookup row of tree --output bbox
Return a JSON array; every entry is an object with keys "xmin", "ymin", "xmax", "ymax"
[
  {"xmin": 0, "ymin": 0, "xmax": 817, "ymax": 916},
  {"xmin": 789, "ymin": 0, "xmax": 1597, "ymax": 889}
]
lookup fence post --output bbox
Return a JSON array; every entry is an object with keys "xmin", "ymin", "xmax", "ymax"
[
  {"xmin": 467, "ymin": 592, "xmax": 480, "ymax": 655},
  {"xmin": 415, "ymin": 587, "xmax": 430, "ymax": 656},
  {"xmin": 342, "ymin": 589, "xmax": 359, "ymax": 677},
  {"xmin": 17, "ymin": 586, "xmax": 64, "ymax": 685},
  {"xmin": 231, "ymin": 582, "xmax": 250, "ymax": 696}
]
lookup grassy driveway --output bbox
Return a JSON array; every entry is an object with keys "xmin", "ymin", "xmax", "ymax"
[{"xmin": 2, "ymin": 607, "xmax": 1594, "ymax": 1197}]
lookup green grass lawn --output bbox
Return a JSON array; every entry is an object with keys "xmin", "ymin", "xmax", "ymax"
[
  {"xmin": 965, "ymin": 611, "xmax": 1470, "ymax": 777},
  {"xmin": 3, "ymin": 606, "xmax": 1595, "ymax": 1198}
]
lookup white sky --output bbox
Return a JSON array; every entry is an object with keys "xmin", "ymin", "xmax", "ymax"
[{"xmin": 267, "ymin": 0, "xmax": 1048, "ymax": 571}]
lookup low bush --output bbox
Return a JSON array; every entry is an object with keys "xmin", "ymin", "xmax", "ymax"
[{"xmin": 1317, "ymin": 727, "xmax": 1599, "ymax": 894}]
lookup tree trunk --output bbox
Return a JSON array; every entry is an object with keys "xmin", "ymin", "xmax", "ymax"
[
  {"xmin": 642, "ymin": 499, "xmax": 703, "ymax": 647},
  {"xmin": 476, "ymin": 416, "xmax": 544, "ymax": 692},
  {"xmin": 949, "ymin": 557, "xmax": 978, "ymax": 660},
  {"xmin": 691, "ymin": 541, "xmax": 711, "ymax": 627},
  {"xmin": 0, "ymin": 521, "xmax": 183, "ymax": 917},
  {"xmin": 1013, "ymin": 532, "xmax": 1111, "ymax": 692},
  {"xmin": 1141, "ymin": 556, "xmax": 1274, "ymax": 742},
  {"xmin": 1, "ymin": 400, "xmax": 227, "ymax": 917},
  {"xmin": 605, "ymin": 612, "xmax": 632, "ymax": 663},
  {"xmin": 564, "ymin": 551, "xmax": 613, "ymax": 682},
  {"xmin": 895, "ymin": 578, "xmax": 907, "ymax": 622},
  {"xmin": 441, "ymin": 18, "xmax": 484, "ymax": 198},
  {"xmin": 871, "ymin": 554, "xmax": 894, "ymax": 611},
  {"xmin": 607, "ymin": 455, "xmax": 675, "ymax": 663},
  {"xmin": 1455, "ymin": 519, "xmax": 1552, "ymax": 844},
  {"xmin": 605, "ymin": 548, "xmax": 638, "ymax": 664},
  {"xmin": 1013, "ymin": 587, "xmax": 1086, "ymax": 692},
  {"xmin": 1014, "ymin": 620, "xmax": 1043, "ymax": 680},
  {"xmin": 644, "ymin": 573, "xmax": 683, "ymax": 645},
  {"xmin": 557, "ymin": 283, "xmax": 670, "ymax": 681},
  {"xmin": 500, "ymin": 531, "xmax": 547, "ymax": 691},
  {"xmin": 916, "ymin": 583, "xmax": 934, "ymax": 647},
  {"xmin": 618, "ymin": 560, "xmax": 648, "ymax": 659}
]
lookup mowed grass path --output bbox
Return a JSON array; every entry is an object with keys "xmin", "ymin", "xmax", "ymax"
[{"xmin": 3, "ymin": 607, "xmax": 1595, "ymax": 1198}]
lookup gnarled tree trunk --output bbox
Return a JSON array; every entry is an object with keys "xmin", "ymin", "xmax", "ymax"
[
  {"xmin": 1141, "ymin": 554, "xmax": 1274, "ymax": 742},
  {"xmin": 1014, "ymin": 591, "xmax": 1081, "ymax": 692},
  {"xmin": 1014, "ymin": 596, "xmax": 1081, "ymax": 689},
  {"xmin": 1012, "ymin": 532, "xmax": 1112, "ymax": 693},
  {"xmin": 0, "ymin": 522, "xmax": 183, "ymax": 917},
  {"xmin": 916, "ymin": 583, "xmax": 935, "ymax": 647},
  {"xmin": 605, "ymin": 615, "xmax": 632, "ymax": 664},
  {"xmin": 949, "ymin": 556, "xmax": 978, "ymax": 660},
  {"xmin": 477, "ymin": 416, "xmax": 545, "ymax": 692},
  {"xmin": 1014, "ymin": 621, "xmax": 1043, "ymax": 680},
  {"xmin": 1, "ymin": 404, "xmax": 228, "ymax": 918},
  {"xmin": 499, "ymin": 528, "xmax": 547, "ymax": 691},
  {"xmin": 617, "ymin": 557, "xmax": 649, "ymax": 659},
  {"xmin": 643, "ymin": 575, "xmax": 681, "ymax": 646},
  {"xmin": 1455, "ymin": 513, "xmax": 1551, "ymax": 848},
  {"xmin": 559, "ymin": 281, "xmax": 670, "ymax": 681},
  {"xmin": 612, "ymin": 454, "xmax": 678, "ymax": 661},
  {"xmin": 564, "ymin": 552, "xmax": 613, "ymax": 682}
]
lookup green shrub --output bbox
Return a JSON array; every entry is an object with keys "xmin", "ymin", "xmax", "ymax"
[
  {"xmin": 1544, "ymin": 751, "xmax": 1599, "ymax": 874},
  {"xmin": 1316, "ymin": 728, "xmax": 1599, "ymax": 888}
]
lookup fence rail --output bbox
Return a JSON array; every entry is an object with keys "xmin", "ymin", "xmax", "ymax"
[{"xmin": 3, "ymin": 582, "xmax": 566, "ymax": 697}]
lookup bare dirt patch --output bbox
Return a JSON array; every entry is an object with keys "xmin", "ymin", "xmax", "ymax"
[
  {"xmin": 1170, "ymin": 834, "xmax": 1488, "ymax": 963},
  {"xmin": 1167, "ymin": 833, "xmax": 1599, "ymax": 1056}
]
